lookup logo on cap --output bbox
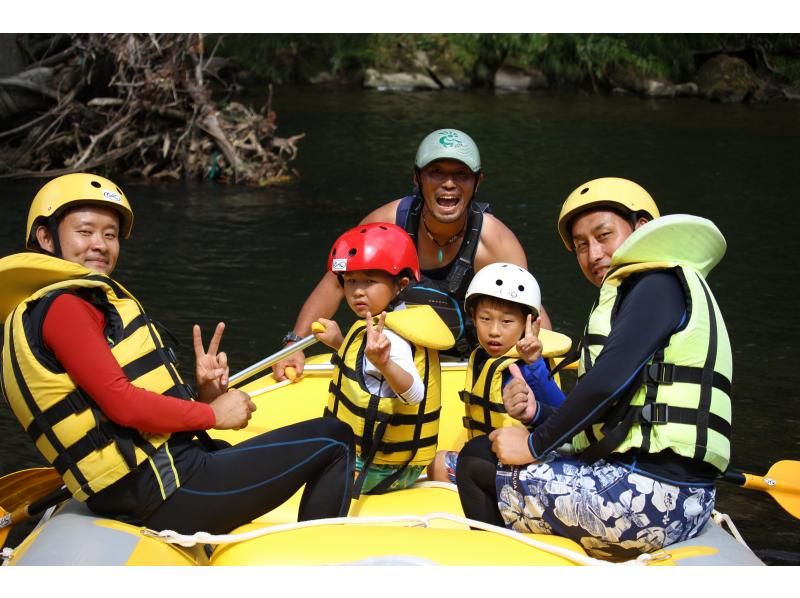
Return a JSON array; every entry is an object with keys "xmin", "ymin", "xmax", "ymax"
[
  {"xmin": 438, "ymin": 130, "xmax": 463, "ymax": 149},
  {"xmin": 332, "ymin": 258, "xmax": 348, "ymax": 272},
  {"xmin": 103, "ymin": 190, "xmax": 122, "ymax": 203}
]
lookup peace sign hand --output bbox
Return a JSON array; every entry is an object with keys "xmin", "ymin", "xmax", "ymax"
[
  {"xmin": 516, "ymin": 313, "xmax": 543, "ymax": 364},
  {"xmin": 194, "ymin": 322, "xmax": 229, "ymax": 403},
  {"xmin": 364, "ymin": 311, "xmax": 391, "ymax": 368}
]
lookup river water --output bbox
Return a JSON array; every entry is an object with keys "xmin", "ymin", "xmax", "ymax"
[{"xmin": 1, "ymin": 88, "xmax": 798, "ymax": 564}]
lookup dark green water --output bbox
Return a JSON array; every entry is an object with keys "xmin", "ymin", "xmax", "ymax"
[{"xmin": 1, "ymin": 88, "xmax": 798, "ymax": 564}]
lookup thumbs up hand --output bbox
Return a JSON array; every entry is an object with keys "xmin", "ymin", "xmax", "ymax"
[{"xmin": 502, "ymin": 363, "xmax": 537, "ymax": 423}]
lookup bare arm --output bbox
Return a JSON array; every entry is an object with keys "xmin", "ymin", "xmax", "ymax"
[
  {"xmin": 273, "ymin": 272, "xmax": 343, "ymax": 380},
  {"xmin": 475, "ymin": 214, "xmax": 553, "ymax": 329},
  {"xmin": 274, "ymin": 198, "xmax": 405, "ymax": 381}
]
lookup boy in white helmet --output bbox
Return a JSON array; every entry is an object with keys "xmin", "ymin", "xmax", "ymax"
[{"xmin": 427, "ymin": 262, "xmax": 565, "ymax": 483}]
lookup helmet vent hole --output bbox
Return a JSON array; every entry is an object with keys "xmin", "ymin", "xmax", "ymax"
[
  {"xmin": 359, "ymin": 228, "xmax": 367, "ymax": 234},
  {"xmin": 90, "ymin": 181, "xmax": 102, "ymax": 188},
  {"xmin": 580, "ymin": 187, "xmax": 589, "ymax": 195},
  {"xmin": 348, "ymin": 248, "xmax": 357, "ymax": 257},
  {"xmin": 495, "ymin": 279, "xmax": 503, "ymax": 286},
  {"xmin": 518, "ymin": 285, "xmax": 525, "ymax": 292}
]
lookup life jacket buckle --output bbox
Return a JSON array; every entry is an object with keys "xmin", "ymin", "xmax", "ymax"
[
  {"xmin": 641, "ymin": 403, "xmax": 669, "ymax": 425},
  {"xmin": 650, "ymin": 362, "xmax": 675, "ymax": 385},
  {"xmin": 165, "ymin": 347, "xmax": 179, "ymax": 365}
]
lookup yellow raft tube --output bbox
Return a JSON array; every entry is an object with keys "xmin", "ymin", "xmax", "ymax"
[{"xmin": 3, "ymin": 332, "xmax": 764, "ymax": 566}]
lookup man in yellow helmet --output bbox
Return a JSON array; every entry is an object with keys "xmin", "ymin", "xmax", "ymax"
[
  {"xmin": 456, "ymin": 177, "xmax": 733, "ymax": 561},
  {"xmin": 1, "ymin": 173, "xmax": 355, "ymax": 535},
  {"xmin": 274, "ymin": 128, "xmax": 552, "ymax": 374}
]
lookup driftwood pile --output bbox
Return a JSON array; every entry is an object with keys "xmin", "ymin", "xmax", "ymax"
[{"xmin": 0, "ymin": 34, "xmax": 304, "ymax": 184}]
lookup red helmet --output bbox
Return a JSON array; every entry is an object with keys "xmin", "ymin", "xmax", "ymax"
[{"xmin": 328, "ymin": 222, "xmax": 421, "ymax": 281}]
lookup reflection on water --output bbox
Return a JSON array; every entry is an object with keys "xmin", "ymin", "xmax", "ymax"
[{"xmin": 1, "ymin": 88, "xmax": 798, "ymax": 564}]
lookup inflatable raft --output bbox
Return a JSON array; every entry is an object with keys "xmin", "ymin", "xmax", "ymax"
[{"xmin": 1, "ymin": 349, "xmax": 765, "ymax": 566}]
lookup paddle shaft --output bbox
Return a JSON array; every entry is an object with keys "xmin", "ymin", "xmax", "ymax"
[
  {"xmin": 1, "ymin": 486, "xmax": 71, "ymax": 530},
  {"xmin": 228, "ymin": 333, "xmax": 318, "ymax": 387}
]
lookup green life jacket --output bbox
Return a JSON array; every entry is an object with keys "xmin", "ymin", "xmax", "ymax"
[{"xmin": 571, "ymin": 215, "xmax": 733, "ymax": 472}]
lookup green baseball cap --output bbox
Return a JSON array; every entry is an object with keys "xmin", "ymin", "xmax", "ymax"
[{"xmin": 414, "ymin": 129, "xmax": 481, "ymax": 173}]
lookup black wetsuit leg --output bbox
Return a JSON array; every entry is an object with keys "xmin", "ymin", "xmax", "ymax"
[
  {"xmin": 456, "ymin": 435, "xmax": 505, "ymax": 527},
  {"xmin": 144, "ymin": 417, "xmax": 355, "ymax": 535}
]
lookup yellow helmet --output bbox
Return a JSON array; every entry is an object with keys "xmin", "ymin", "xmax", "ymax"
[
  {"xmin": 557, "ymin": 177, "xmax": 660, "ymax": 251},
  {"xmin": 26, "ymin": 173, "xmax": 134, "ymax": 249}
]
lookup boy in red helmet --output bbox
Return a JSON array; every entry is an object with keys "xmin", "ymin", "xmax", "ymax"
[{"xmin": 314, "ymin": 222, "xmax": 453, "ymax": 496}]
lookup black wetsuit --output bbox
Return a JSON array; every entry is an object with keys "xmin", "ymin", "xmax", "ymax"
[{"xmin": 88, "ymin": 418, "xmax": 355, "ymax": 535}]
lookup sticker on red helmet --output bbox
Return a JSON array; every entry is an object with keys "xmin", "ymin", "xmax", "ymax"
[{"xmin": 332, "ymin": 258, "xmax": 347, "ymax": 272}]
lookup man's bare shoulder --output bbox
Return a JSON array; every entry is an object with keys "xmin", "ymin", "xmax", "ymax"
[{"xmin": 360, "ymin": 198, "xmax": 404, "ymax": 224}]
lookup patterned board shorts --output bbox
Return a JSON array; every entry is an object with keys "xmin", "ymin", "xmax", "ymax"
[
  {"xmin": 355, "ymin": 455, "xmax": 425, "ymax": 494},
  {"xmin": 496, "ymin": 452, "xmax": 717, "ymax": 561}
]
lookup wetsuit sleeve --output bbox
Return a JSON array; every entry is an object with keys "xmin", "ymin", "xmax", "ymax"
[
  {"xmin": 42, "ymin": 293, "xmax": 216, "ymax": 434},
  {"xmin": 527, "ymin": 271, "xmax": 687, "ymax": 459}
]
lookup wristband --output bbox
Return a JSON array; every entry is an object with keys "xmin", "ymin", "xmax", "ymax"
[{"xmin": 281, "ymin": 331, "xmax": 303, "ymax": 345}]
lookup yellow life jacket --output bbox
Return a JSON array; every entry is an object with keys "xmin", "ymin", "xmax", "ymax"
[
  {"xmin": 1, "ymin": 253, "xmax": 197, "ymax": 502},
  {"xmin": 326, "ymin": 305, "xmax": 453, "ymax": 490},
  {"xmin": 460, "ymin": 348, "xmax": 520, "ymax": 439},
  {"xmin": 460, "ymin": 328, "xmax": 573, "ymax": 439},
  {"xmin": 571, "ymin": 215, "xmax": 732, "ymax": 472}
]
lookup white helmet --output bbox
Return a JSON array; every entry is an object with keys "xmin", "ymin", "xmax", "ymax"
[{"xmin": 465, "ymin": 263, "xmax": 541, "ymax": 317}]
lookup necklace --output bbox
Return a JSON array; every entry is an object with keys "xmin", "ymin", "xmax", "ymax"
[{"xmin": 422, "ymin": 214, "xmax": 467, "ymax": 263}]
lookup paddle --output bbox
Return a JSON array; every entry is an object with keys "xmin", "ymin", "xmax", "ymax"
[
  {"xmin": 0, "ymin": 467, "xmax": 68, "ymax": 547},
  {"xmin": 228, "ymin": 322, "xmax": 326, "ymax": 388},
  {"xmin": 722, "ymin": 460, "xmax": 800, "ymax": 519}
]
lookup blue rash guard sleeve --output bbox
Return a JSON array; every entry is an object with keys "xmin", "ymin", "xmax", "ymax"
[
  {"xmin": 500, "ymin": 358, "xmax": 565, "ymax": 426},
  {"xmin": 527, "ymin": 270, "xmax": 688, "ymax": 459}
]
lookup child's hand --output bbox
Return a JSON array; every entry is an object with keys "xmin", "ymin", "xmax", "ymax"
[
  {"xmin": 516, "ymin": 313, "xmax": 543, "ymax": 364},
  {"xmin": 503, "ymin": 363, "xmax": 537, "ymax": 423},
  {"xmin": 364, "ymin": 311, "xmax": 391, "ymax": 367},
  {"xmin": 314, "ymin": 318, "xmax": 343, "ymax": 350}
]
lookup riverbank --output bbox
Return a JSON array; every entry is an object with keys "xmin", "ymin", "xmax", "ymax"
[{"xmin": 215, "ymin": 34, "xmax": 800, "ymax": 104}]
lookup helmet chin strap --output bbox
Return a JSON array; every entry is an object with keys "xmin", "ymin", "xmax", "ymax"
[{"xmin": 39, "ymin": 219, "xmax": 63, "ymax": 258}]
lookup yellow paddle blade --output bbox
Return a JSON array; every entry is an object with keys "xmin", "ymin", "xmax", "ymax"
[
  {"xmin": 741, "ymin": 460, "xmax": 800, "ymax": 519},
  {"xmin": 0, "ymin": 467, "xmax": 63, "ymax": 514},
  {"xmin": 0, "ymin": 506, "xmax": 10, "ymax": 548}
]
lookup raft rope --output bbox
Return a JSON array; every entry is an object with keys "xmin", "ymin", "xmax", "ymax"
[
  {"xmin": 711, "ymin": 509, "xmax": 751, "ymax": 549},
  {"xmin": 142, "ymin": 512, "xmax": 623, "ymax": 566}
]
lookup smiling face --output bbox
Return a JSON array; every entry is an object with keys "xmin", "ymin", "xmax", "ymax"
[
  {"xmin": 342, "ymin": 270, "xmax": 408, "ymax": 318},
  {"xmin": 36, "ymin": 205, "xmax": 121, "ymax": 275},
  {"xmin": 570, "ymin": 209, "xmax": 637, "ymax": 287},
  {"xmin": 472, "ymin": 297, "xmax": 527, "ymax": 357},
  {"xmin": 417, "ymin": 159, "xmax": 481, "ymax": 224}
]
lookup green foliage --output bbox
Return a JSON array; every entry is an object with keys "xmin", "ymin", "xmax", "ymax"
[{"xmin": 210, "ymin": 33, "xmax": 800, "ymax": 89}]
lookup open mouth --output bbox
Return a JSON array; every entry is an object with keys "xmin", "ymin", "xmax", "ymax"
[{"xmin": 436, "ymin": 196, "xmax": 460, "ymax": 211}]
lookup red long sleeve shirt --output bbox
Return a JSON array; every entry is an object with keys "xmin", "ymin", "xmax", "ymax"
[{"xmin": 42, "ymin": 293, "xmax": 216, "ymax": 434}]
